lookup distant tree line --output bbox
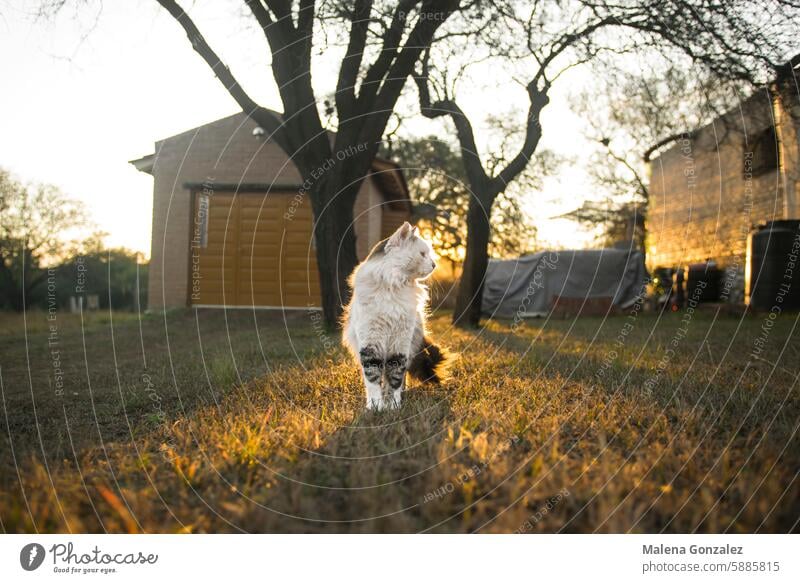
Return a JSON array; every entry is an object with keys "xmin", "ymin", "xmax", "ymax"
[
  {"xmin": 34, "ymin": 250, "xmax": 148, "ymax": 312},
  {"xmin": 0, "ymin": 168, "xmax": 147, "ymax": 312}
]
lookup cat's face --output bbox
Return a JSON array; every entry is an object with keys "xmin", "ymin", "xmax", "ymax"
[{"xmin": 384, "ymin": 222, "xmax": 437, "ymax": 280}]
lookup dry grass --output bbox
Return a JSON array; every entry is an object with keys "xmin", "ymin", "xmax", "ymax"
[
  {"xmin": 0, "ymin": 307, "xmax": 798, "ymax": 533},
  {"xmin": 0, "ymin": 310, "xmax": 141, "ymax": 337}
]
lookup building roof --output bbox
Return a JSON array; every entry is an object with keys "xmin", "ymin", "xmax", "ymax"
[
  {"xmin": 129, "ymin": 152, "xmax": 155, "ymax": 173},
  {"xmin": 128, "ymin": 112, "xmax": 411, "ymax": 209}
]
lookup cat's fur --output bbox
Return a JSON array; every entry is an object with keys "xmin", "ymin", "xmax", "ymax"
[{"xmin": 343, "ymin": 222, "xmax": 451, "ymax": 410}]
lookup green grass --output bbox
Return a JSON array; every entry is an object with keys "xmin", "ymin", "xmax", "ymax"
[{"xmin": 0, "ymin": 306, "xmax": 798, "ymax": 533}]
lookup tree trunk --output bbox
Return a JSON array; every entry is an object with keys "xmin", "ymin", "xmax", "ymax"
[
  {"xmin": 311, "ymin": 178, "xmax": 360, "ymax": 330},
  {"xmin": 453, "ymin": 197, "xmax": 492, "ymax": 328}
]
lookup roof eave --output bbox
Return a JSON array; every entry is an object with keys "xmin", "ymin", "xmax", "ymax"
[{"xmin": 129, "ymin": 153, "xmax": 155, "ymax": 175}]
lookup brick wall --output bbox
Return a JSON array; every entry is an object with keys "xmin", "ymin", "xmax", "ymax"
[
  {"xmin": 776, "ymin": 80, "xmax": 800, "ymax": 219},
  {"xmin": 648, "ymin": 94, "xmax": 789, "ymax": 278}
]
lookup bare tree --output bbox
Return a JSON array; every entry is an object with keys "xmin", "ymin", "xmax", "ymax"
[
  {"xmin": 565, "ymin": 60, "xmax": 749, "ymax": 257},
  {"xmin": 555, "ymin": 198, "xmax": 646, "ymax": 252},
  {"xmin": 385, "ymin": 135, "xmax": 544, "ymax": 267},
  {"xmin": 415, "ymin": 0, "xmax": 800, "ymax": 328},
  {"xmin": 146, "ymin": 0, "xmax": 490, "ymax": 328},
  {"xmin": 41, "ymin": 0, "xmax": 493, "ymax": 326}
]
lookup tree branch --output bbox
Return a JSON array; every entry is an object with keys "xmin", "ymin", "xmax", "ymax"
[
  {"xmin": 335, "ymin": 0, "xmax": 373, "ymax": 120},
  {"xmin": 156, "ymin": 0, "xmax": 288, "ymax": 150},
  {"xmin": 355, "ymin": 0, "xmax": 419, "ymax": 110},
  {"xmin": 242, "ymin": 0, "xmax": 328, "ymax": 167},
  {"xmin": 532, "ymin": 15, "xmax": 619, "ymax": 85},
  {"xmin": 372, "ymin": 2, "xmax": 456, "ymax": 110},
  {"xmin": 297, "ymin": 0, "xmax": 315, "ymax": 29},
  {"xmin": 600, "ymin": 140, "xmax": 649, "ymax": 200},
  {"xmin": 490, "ymin": 81, "xmax": 550, "ymax": 194},
  {"xmin": 643, "ymin": 131, "xmax": 696, "ymax": 162},
  {"xmin": 414, "ymin": 52, "xmax": 489, "ymax": 196},
  {"xmin": 264, "ymin": 0, "xmax": 292, "ymax": 25},
  {"xmin": 244, "ymin": 0, "xmax": 274, "ymax": 32}
]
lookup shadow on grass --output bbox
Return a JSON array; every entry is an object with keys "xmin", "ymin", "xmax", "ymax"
[
  {"xmin": 239, "ymin": 392, "xmax": 455, "ymax": 533},
  {"xmin": 1, "ymin": 310, "xmax": 798, "ymax": 533}
]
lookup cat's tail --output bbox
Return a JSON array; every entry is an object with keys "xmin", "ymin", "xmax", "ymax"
[{"xmin": 408, "ymin": 336, "xmax": 454, "ymax": 384}]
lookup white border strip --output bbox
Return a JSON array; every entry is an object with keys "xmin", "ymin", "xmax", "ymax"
[{"xmin": 1, "ymin": 534, "xmax": 797, "ymax": 582}]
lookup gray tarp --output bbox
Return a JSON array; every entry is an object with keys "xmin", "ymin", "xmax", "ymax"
[{"xmin": 481, "ymin": 249, "xmax": 647, "ymax": 318}]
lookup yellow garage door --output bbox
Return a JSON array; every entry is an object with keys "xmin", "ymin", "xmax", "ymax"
[{"xmin": 190, "ymin": 191, "xmax": 321, "ymax": 308}]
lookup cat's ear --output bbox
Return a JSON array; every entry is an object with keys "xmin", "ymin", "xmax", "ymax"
[{"xmin": 386, "ymin": 221, "xmax": 413, "ymax": 249}]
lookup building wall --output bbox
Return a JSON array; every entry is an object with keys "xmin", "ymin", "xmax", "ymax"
[
  {"xmin": 648, "ymin": 94, "xmax": 787, "ymax": 277},
  {"xmin": 353, "ymin": 178, "xmax": 384, "ymax": 259},
  {"xmin": 147, "ymin": 112, "xmax": 382, "ymax": 309},
  {"xmin": 381, "ymin": 207, "xmax": 410, "ymax": 239},
  {"xmin": 776, "ymin": 80, "xmax": 800, "ymax": 220}
]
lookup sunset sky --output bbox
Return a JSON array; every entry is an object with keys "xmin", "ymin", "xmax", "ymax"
[{"xmin": 1, "ymin": 1, "xmax": 600, "ymax": 258}]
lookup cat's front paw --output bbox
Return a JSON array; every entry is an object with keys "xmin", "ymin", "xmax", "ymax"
[
  {"xmin": 366, "ymin": 396, "xmax": 386, "ymax": 411},
  {"xmin": 365, "ymin": 393, "xmax": 402, "ymax": 411}
]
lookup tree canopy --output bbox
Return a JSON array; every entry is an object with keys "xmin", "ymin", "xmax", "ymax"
[{"xmin": 0, "ymin": 168, "xmax": 90, "ymax": 310}]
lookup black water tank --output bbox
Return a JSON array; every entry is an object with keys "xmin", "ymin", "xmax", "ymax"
[
  {"xmin": 685, "ymin": 261, "xmax": 721, "ymax": 302},
  {"xmin": 747, "ymin": 220, "xmax": 800, "ymax": 311}
]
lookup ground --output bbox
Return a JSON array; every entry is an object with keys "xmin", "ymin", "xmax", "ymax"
[{"xmin": 0, "ymin": 306, "xmax": 797, "ymax": 533}]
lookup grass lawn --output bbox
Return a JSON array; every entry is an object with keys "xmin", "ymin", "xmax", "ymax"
[{"xmin": 0, "ymin": 306, "xmax": 798, "ymax": 533}]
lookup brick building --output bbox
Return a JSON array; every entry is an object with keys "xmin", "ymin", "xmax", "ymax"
[
  {"xmin": 648, "ymin": 69, "xmax": 800, "ymax": 299},
  {"xmin": 130, "ymin": 112, "xmax": 411, "ymax": 310}
]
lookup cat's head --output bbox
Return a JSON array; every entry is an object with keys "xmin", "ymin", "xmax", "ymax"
[{"xmin": 376, "ymin": 222, "xmax": 436, "ymax": 281}]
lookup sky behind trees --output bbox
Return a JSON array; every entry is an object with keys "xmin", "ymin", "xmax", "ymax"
[{"xmin": 1, "ymin": 0, "xmax": 663, "ymax": 256}]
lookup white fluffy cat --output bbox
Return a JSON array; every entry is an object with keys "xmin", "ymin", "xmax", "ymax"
[{"xmin": 343, "ymin": 222, "xmax": 452, "ymax": 410}]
